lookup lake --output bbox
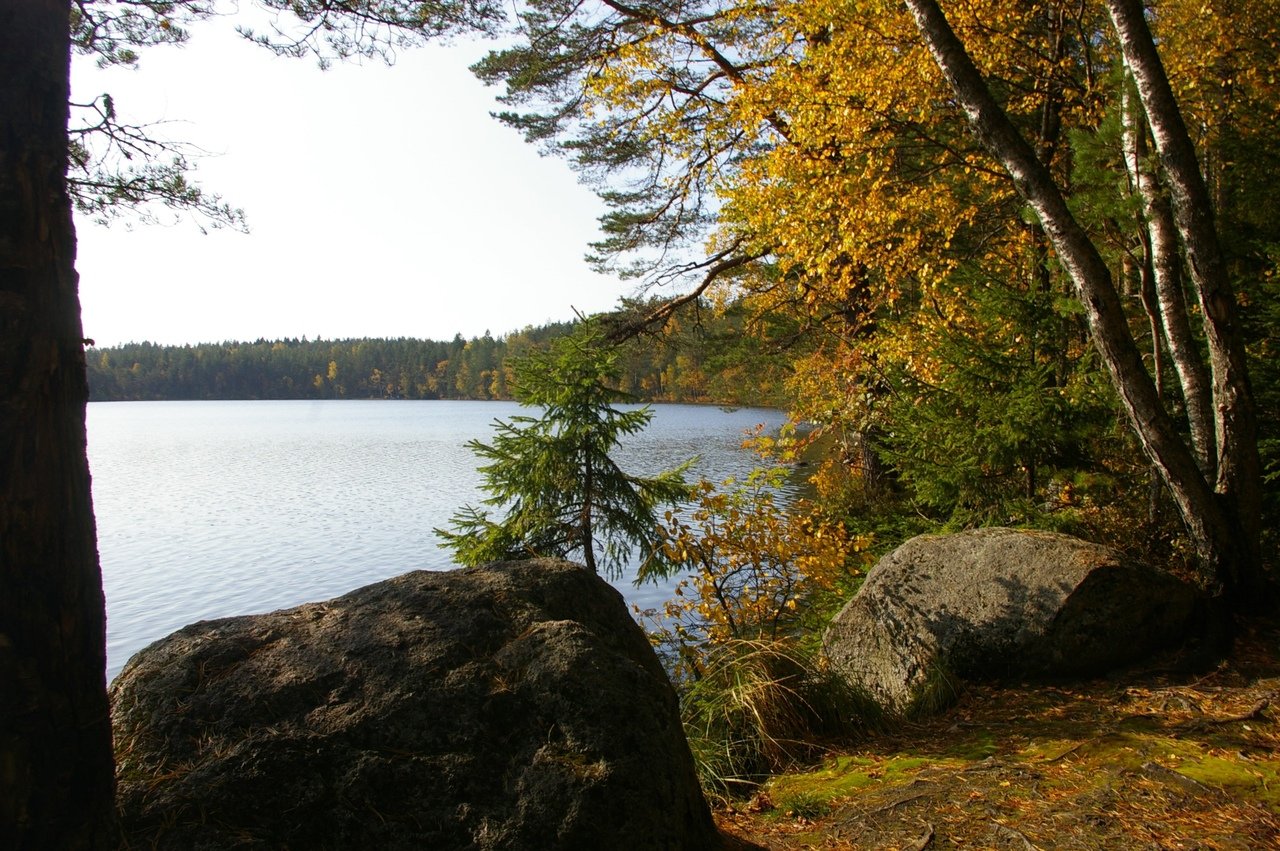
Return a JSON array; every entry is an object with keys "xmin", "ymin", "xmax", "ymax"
[{"xmin": 87, "ymin": 400, "xmax": 788, "ymax": 680}]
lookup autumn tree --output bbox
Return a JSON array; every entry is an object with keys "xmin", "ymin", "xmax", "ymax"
[
  {"xmin": 655, "ymin": 471, "xmax": 862, "ymax": 650},
  {"xmin": 641, "ymin": 470, "xmax": 873, "ymax": 791},
  {"xmin": 900, "ymin": 0, "xmax": 1265, "ymax": 599},
  {"xmin": 475, "ymin": 0, "xmax": 1276, "ymax": 603},
  {"xmin": 439, "ymin": 323, "xmax": 693, "ymax": 576}
]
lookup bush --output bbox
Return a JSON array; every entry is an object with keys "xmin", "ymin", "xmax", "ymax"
[
  {"xmin": 640, "ymin": 474, "xmax": 883, "ymax": 797},
  {"xmin": 679, "ymin": 639, "xmax": 883, "ymax": 800}
]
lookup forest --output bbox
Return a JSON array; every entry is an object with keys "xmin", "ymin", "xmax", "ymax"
[
  {"xmin": 84, "ymin": 304, "xmax": 791, "ymax": 406},
  {"xmin": 5, "ymin": 0, "xmax": 1280, "ymax": 847}
]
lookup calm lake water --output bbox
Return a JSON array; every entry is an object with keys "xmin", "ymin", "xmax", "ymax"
[{"xmin": 87, "ymin": 400, "xmax": 788, "ymax": 680}]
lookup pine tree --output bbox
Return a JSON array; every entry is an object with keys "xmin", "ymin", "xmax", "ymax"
[{"xmin": 438, "ymin": 323, "xmax": 694, "ymax": 578}]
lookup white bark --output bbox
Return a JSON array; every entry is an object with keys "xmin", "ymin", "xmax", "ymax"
[
  {"xmin": 902, "ymin": 0, "xmax": 1254, "ymax": 595},
  {"xmin": 1106, "ymin": 0, "xmax": 1262, "ymax": 594},
  {"xmin": 1120, "ymin": 83, "xmax": 1216, "ymax": 478}
]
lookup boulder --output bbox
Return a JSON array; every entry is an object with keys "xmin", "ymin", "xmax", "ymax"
[
  {"xmin": 111, "ymin": 559, "xmax": 721, "ymax": 850},
  {"xmin": 823, "ymin": 528, "xmax": 1203, "ymax": 715}
]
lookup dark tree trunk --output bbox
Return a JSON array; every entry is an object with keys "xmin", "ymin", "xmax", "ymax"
[
  {"xmin": 581, "ymin": 456, "xmax": 597, "ymax": 574},
  {"xmin": 0, "ymin": 1, "xmax": 116, "ymax": 847},
  {"xmin": 902, "ymin": 0, "xmax": 1260, "ymax": 605}
]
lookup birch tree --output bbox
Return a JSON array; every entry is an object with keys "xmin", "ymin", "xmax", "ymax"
[
  {"xmin": 478, "ymin": 0, "xmax": 1275, "ymax": 602},
  {"xmin": 903, "ymin": 0, "xmax": 1263, "ymax": 601}
]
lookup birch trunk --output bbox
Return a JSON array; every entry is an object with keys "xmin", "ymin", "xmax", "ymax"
[
  {"xmin": 1120, "ymin": 83, "xmax": 1216, "ymax": 479},
  {"xmin": 902, "ymin": 0, "xmax": 1257, "ymax": 601},
  {"xmin": 1106, "ymin": 0, "xmax": 1263, "ymax": 597}
]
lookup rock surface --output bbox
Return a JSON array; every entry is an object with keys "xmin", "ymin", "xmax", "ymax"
[
  {"xmin": 824, "ymin": 528, "xmax": 1203, "ymax": 715},
  {"xmin": 111, "ymin": 559, "xmax": 720, "ymax": 849}
]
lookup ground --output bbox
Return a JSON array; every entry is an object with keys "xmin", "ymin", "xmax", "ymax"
[{"xmin": 717, "ymin": 619, "xmax": 1280, "ymax": 850}]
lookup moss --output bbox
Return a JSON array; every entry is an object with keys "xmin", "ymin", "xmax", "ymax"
[
  {"xmin": 765, "ymin": 753, "xmax": 941, "ymax": 815},
  {"xmin": 1072, "ymin": 732, "xmax": 1280, "ymax": 812},
  {"xmin": 1168, "ymin": 751, "xmax": 1280, "ymax": 812},
  {"xmin": 1014, "ymin": 726, "xmax": 1280, "ymax": 814},
  {"xmin": 1114, "ymin": 713, "xmax": 1162, "ymax": 734},
  {"xmin": 946, "ymin": 733, "xmax": 998, "ymax": 761},
  {"xmin": 1019, "ymin": 737, "xmax": 1079, "ymax": 761},
  {"xmin": 778, "ymin": 791, "xmax": 832, "ymax": 820},
  {"xmin": 715, "ymin": 623, "xmax": 1280, "ymax": 847},
  {"xmin": 882, "ymin": 756, "xmax": 932, "ymax": 775}
]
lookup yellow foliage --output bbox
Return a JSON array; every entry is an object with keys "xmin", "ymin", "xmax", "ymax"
[{"xmin": 652, "ymin": 474, "xmax": 869, "ymax": 669}]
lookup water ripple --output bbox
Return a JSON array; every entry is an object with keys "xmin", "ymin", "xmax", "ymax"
[{"xmin": 88, "ymin": 400, "xmax": 787, "ymax": 680}]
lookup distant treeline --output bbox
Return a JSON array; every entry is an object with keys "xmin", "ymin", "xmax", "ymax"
[{"xmin": 86, "ymin": 306, "xmax": 790, "ymax": 406}]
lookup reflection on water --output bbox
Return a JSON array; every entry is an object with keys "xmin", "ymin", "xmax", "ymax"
[{"xmin": 88, "ymin": 400, "xmax": 789, "ymax": 680}]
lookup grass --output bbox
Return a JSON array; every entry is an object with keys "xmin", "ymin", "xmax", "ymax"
[{"xmin": 679, "ymin": 638, "xmax": 884, "ymax": 801}]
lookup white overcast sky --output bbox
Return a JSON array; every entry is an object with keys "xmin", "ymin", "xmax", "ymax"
[{"xmin": 71, "ymin": 18, "xmax": 634, "ymax": 347}]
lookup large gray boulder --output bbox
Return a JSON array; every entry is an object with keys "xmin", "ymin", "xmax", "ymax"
[
  {"xmin": 824, "ymin": 528, "xmax": 1203, "ymax": 715},
  {"xmin": 111, "ymin": 559, "xmax": 721, "ymax": 850}
]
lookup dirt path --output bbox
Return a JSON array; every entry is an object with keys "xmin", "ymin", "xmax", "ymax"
[{"xmin": 718, "ymin": 620, "xmax": 1280, "ymax": 849}]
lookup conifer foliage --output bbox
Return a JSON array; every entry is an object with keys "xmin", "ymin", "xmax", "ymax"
[{"xmin": 437, "ymin": 323, "xmax": 694, "ymax": 576}]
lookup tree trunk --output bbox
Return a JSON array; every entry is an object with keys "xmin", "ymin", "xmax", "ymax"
[
  {"xmin": 0, "ymin": 2, "xmax": 116, "ymax": 846},
  {"xmin": 902, "ymin": 0, "xmax": 1255, "ymax": 601},
  {"xmin": 1106, "ymin": 0, "xmax": 1264, "ymax": 602},
  {"xmin": 581, "ymin": 456, "xmax": 597, "ymax": 573},
  {"xmin": 1133, "ymin": 233, "xmax": 1169, "ymax": 524},
  {"xmin": 1120, "ymin": 83, "xmax": 1216, "ymax": 479}
]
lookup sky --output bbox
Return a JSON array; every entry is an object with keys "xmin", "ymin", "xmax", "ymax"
[{"xmin": 71, "ymin": 17, "xmax": 635, "ymax": 347}]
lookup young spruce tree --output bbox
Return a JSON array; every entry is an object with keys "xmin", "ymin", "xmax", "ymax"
[{"xmin": 438, "ymin": 323, "xmax": 693, "ymax": 578}]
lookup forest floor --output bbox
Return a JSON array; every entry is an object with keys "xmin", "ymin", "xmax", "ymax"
[{"xmin": 716, "ymin": 618, "xmax": 1280, "ymax": 850}]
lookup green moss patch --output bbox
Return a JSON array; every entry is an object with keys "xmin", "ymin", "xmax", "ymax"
[{"xmin": 765, "ymin": 753, "xmax": 943, "ymax": 814}]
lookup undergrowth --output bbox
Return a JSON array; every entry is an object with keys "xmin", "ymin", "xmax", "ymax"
[{"xmin": 678, "ymin": 639, "xmax": 884, "ymax": 801}]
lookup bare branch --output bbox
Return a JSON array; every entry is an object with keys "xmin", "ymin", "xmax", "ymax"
[{"xmin": 603, "ymin": 243, "xmax": 764, "ymax": 341}]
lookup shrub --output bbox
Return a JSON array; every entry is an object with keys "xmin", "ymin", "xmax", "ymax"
[
  {"xmin": 679, "ymin": 639, "xmax": 882, "ymax": 800},
  {"xmin": 641, "ymin": 473, "xmax": 882, "ymax": 797}
]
